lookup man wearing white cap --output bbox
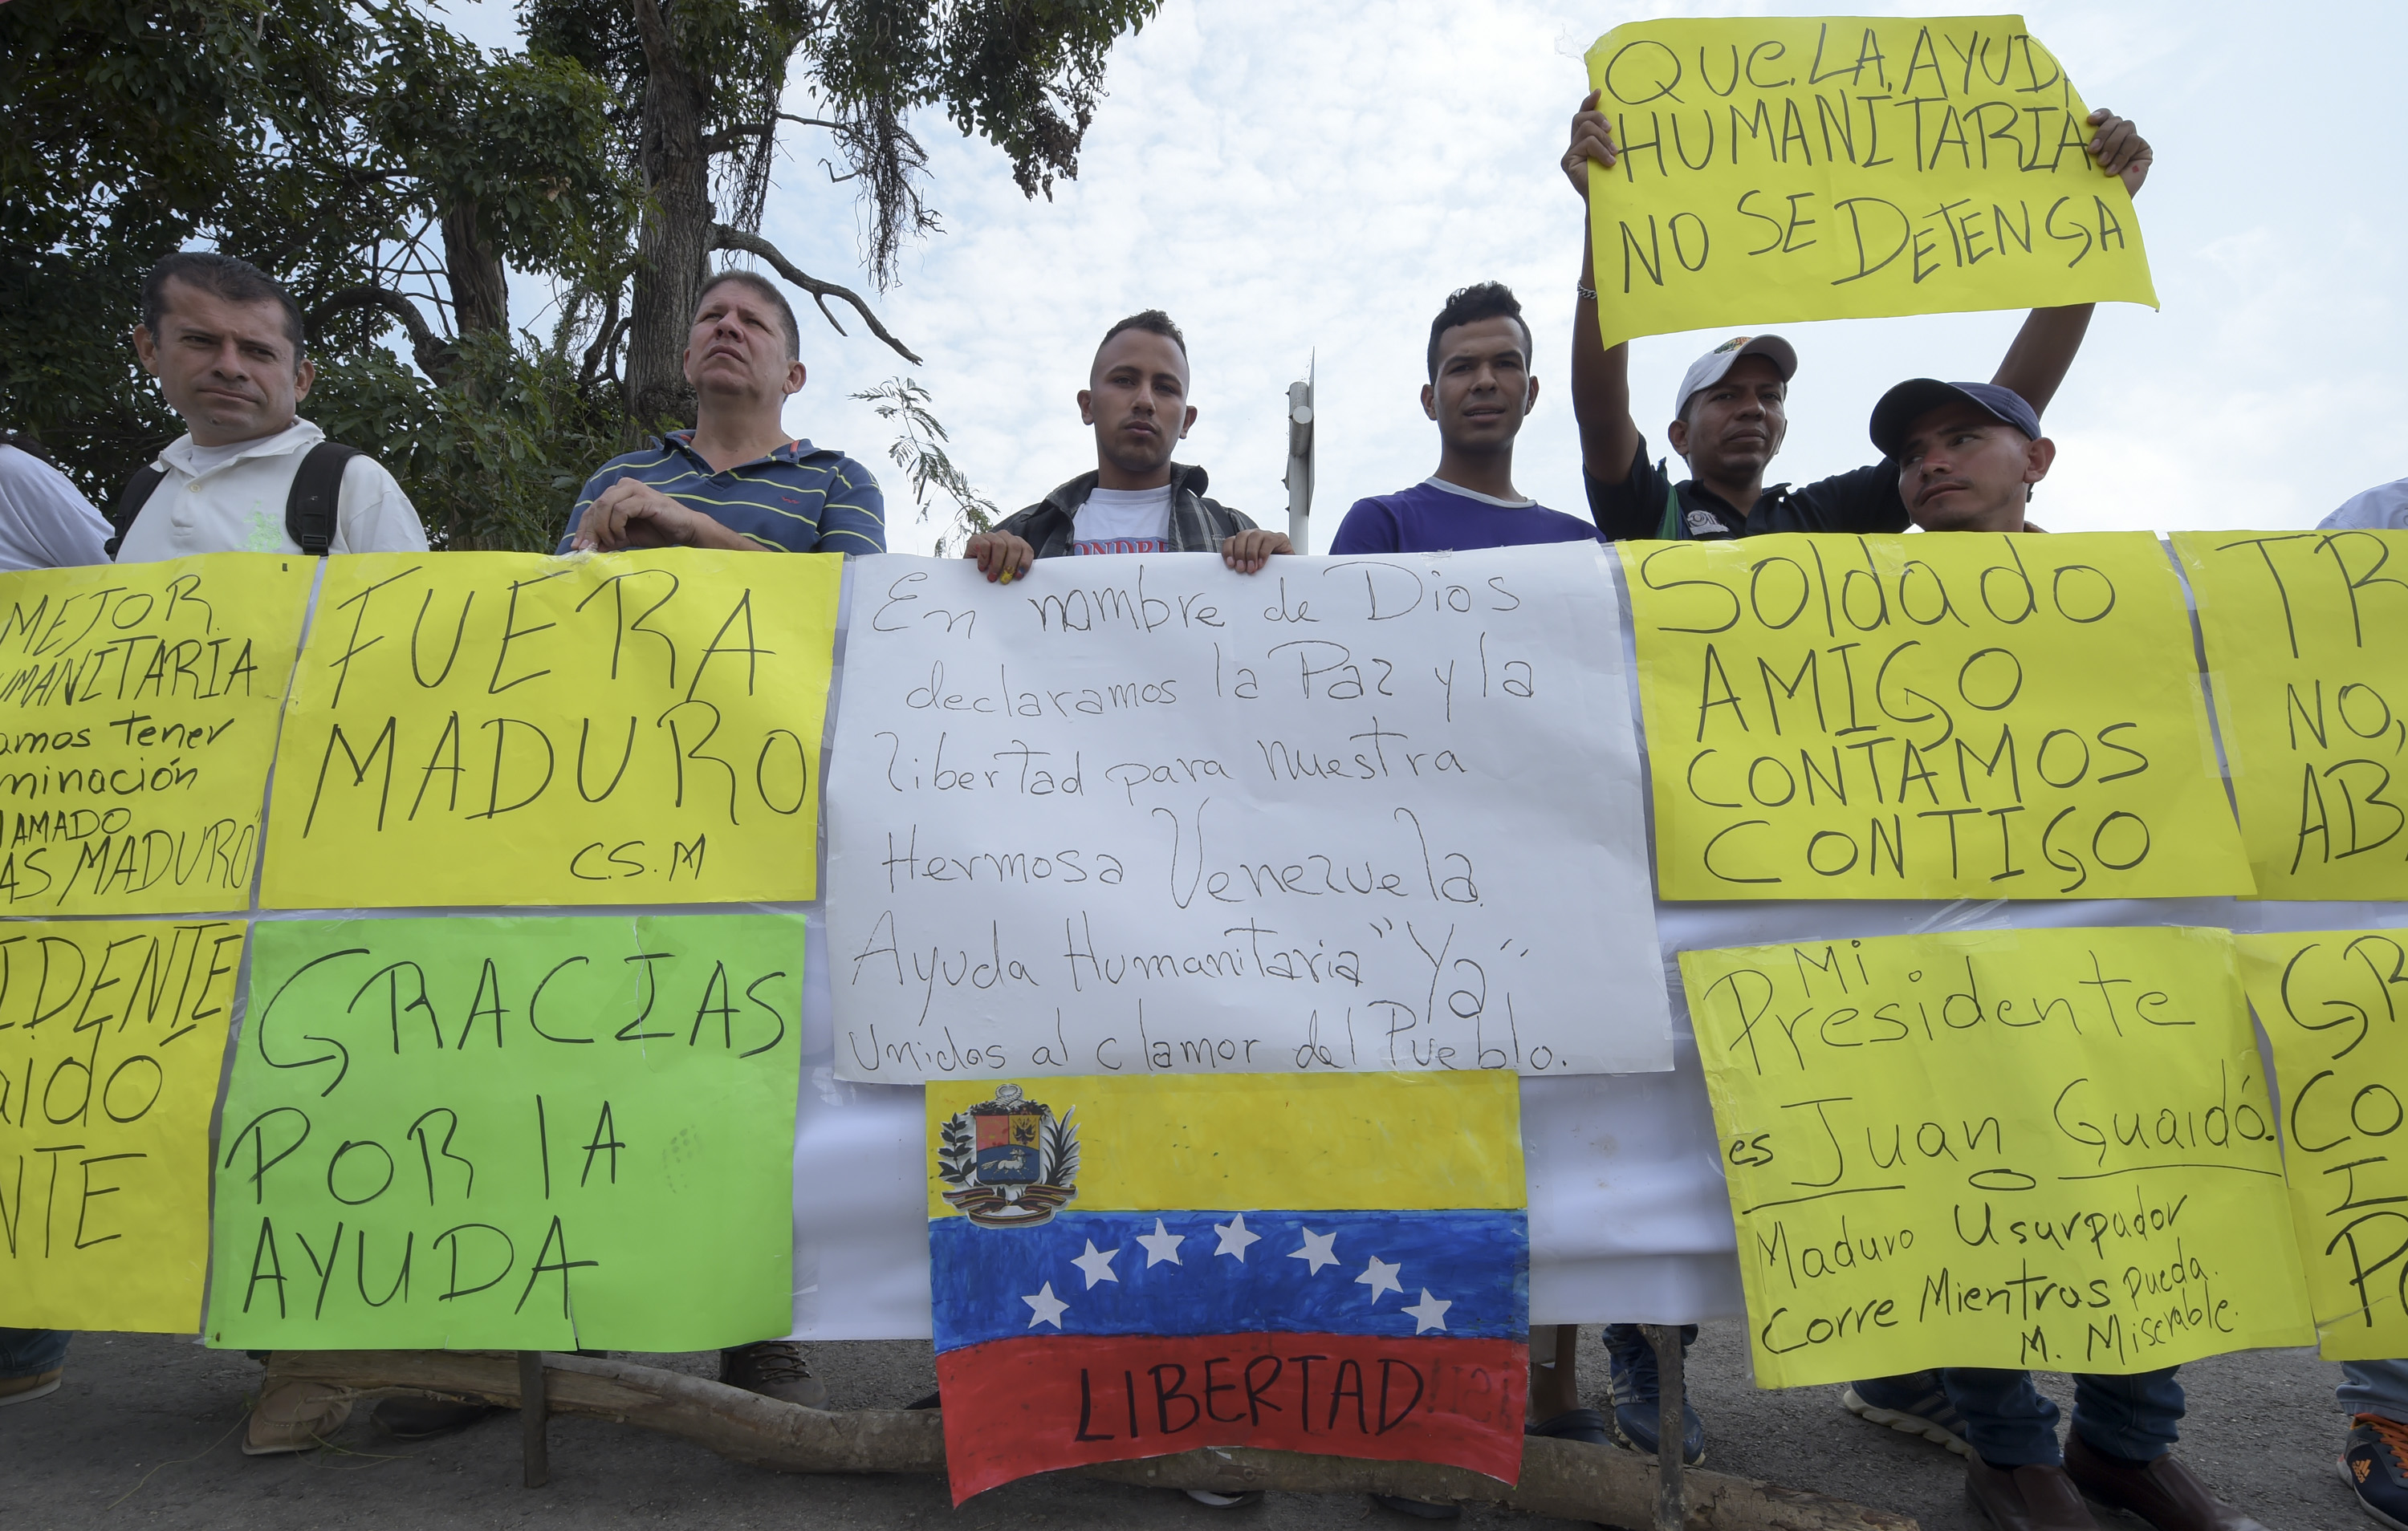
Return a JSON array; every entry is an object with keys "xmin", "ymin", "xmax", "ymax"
[{"xmin": 1560, "ymin": 92, "xmax": 2151, "ymax": 543}]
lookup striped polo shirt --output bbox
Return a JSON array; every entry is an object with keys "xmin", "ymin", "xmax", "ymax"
[{"xmin": 559, "ymin": 430, "xmax": 885, "ymax": 554}]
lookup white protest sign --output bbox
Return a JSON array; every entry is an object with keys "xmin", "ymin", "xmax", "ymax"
[{"xmin": 826, "ymin": 548, "xmax": 1671, "ymax": 1082}]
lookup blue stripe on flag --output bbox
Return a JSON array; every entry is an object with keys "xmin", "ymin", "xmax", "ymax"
[{"xmin": 930, "ymin": 1208, "xmax": 1527, "ymax": 1352}]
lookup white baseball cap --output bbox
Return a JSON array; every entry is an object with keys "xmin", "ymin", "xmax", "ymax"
[{"xmin": 1673, "ymin": 335, "xmax": 1798, "ymax": 423}]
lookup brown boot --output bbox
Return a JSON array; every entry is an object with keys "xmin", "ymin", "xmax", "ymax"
[
  {"xmin": 1965, "ymin": 1457, "xmax": 2101, "ymax": 1531},
  {"xmin": 2064, "ymin": 1434, "xmax": 2268, "ymax": 1531},
  {"xmin": 243, "ymin": 1367, "xmax": 352, "ymax": 1456},
  {"xmin": 718, "ymin": 1340, "xmax": 827, "ymax": 1408}
]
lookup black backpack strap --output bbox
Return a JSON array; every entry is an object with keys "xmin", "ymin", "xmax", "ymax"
[
  {"xmin": 106, "ymin": 465, "xmax": 170, "ymax": 560},
  {"xmin": 284, "ymin": 441, "xmax": 360, "ymax": 555}
]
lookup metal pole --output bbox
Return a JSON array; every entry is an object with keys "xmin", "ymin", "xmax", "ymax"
[
  {"xmin": 1640, "ymin": 1324, "xmax": 1685, "ymax": 1531},
  {"xmin": 1283, "ymin": 365, "xmax": 1314, "ymax": 550},
  {"xmin": 519, "ymin": 1350, "xmax": 550, "ymax": 1488}
]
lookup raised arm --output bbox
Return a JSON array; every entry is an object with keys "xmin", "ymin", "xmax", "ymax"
[
  {"xmin": 1989, "ymin": 108, "xmax": 2154, "ymax": 416},
  {"xmin": 1565, "ymin": 91, "xmax": 1641, "ymax": 485}
]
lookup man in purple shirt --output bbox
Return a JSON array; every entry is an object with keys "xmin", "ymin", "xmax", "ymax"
[{"xmin": 1329, "ymin": 282, "xmax": 1601, "ymax": 555}]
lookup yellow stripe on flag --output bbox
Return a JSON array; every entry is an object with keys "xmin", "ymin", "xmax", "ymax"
[{"xmin": 926, "ymin": 1072, "xmax": 1523, "ymax": 1216}]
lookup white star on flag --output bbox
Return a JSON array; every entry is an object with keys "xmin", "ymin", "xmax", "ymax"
[
  {"xmin": 1070, "ymin": 1240, "xmax": 1121, "ymax": 1289},
  {"xmin": 1355, "ymin": 1254, "xmax": 1403, "ymax": 1302},
  {"xmin": 1401, "ymin": 1289, "xmax": 1453, "ymax": 1334},
  {"xmin": 1135, "ymin": 1218, "xmax": 1185, "ymax": 1267},
  {"xmin": 1287, "ymin": 1227, "xmax": 1340, "ymax": 1275},
  {"xmin": 1023, "ymin": 1281, "xmax": 1068, "ymax": 1329},
  {"xmin": 1213, "ymin": 1212, "xmax": 1262, "ymax": 1261}
]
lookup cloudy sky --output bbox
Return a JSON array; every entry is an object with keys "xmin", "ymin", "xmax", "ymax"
[{"xmin": 449, "ymin": 0, "xmax": 2406, "ymax": 553}]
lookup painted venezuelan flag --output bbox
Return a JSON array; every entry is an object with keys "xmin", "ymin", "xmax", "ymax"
[{"xmin": 925, "ymin": 1072, "xmax": 1528, "ymax": 1502}]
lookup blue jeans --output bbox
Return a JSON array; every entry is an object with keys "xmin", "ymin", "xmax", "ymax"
[
  {"xmin": 0, "ymin": 1327, "xmax": 71, "ymax": 1379},
  {"xmin": 2341, "ymin": 1359, "xmax": 2408, "ymax": 1424},
  {"xmin": 1942, "ymin": 1367, "xmax": 2184, "ymax": 1468}
]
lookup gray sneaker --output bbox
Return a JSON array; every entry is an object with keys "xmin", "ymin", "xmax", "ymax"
[{"xmin": 1842, "ymin": 1371, "xmax": 1971, "ymax": 1457}]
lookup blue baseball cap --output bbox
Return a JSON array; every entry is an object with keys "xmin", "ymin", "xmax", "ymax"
[{"xmin": 1869, "ymin": 380, "xmax": 2042, "ymax": 459}]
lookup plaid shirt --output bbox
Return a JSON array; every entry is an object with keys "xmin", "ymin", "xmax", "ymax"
[{"xmin": 559, "ymin": 431, "xmax": 885, "ymax": 554}]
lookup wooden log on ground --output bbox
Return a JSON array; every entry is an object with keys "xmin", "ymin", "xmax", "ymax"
[{"xmin": 272, "ymin": 1350, "xmax": 1918, "ymax": 1531}]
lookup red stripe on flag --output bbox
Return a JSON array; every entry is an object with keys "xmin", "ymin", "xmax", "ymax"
[{"xmin": 934, "ymin": 1331, "xmax": 1527, "ymax": 1502}]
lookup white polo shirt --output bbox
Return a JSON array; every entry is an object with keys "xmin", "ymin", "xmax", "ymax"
[{"xmin": 115, "ymin": 418, "xmax": 429, "ymax": 561}]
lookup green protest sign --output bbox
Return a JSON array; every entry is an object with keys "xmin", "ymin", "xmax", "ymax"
[{"xmin": 207, "ymin": 914, "xmax": 803, "ymax": 1351}]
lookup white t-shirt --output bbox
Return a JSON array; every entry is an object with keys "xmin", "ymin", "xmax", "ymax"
[
  {"xmin": 115, "ymin": 417, "xmax": 429, "ymax": 561},
  {"xmin": 0, "ymin": 445, "xmax": 112, "ymax": 571},
  {"xmin": 1071, "ymin": 485, "xmax": 1173, "ymax": 555},
  {"xmin": 2320, "ymin": 477, "xmax": 2408, "ymax": 531}
]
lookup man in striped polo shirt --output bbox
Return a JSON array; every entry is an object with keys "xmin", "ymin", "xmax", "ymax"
[
  {"xmin": 558, "ymin": 269, "xmax": 870, "ymax": 1413},
  {"xmin": 562, "ymin": 270, "xmax": 884, "ymax": 556}
]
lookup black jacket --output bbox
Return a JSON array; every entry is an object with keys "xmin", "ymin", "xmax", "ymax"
[{"xmin": 996, "ymin": 462, "xmax": 1255, "ymax": 557}]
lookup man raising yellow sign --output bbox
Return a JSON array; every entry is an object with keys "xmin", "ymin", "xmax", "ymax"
[{"xmin": 1566, "ymin": 15, "xmax": 2154, "ymax": 544}]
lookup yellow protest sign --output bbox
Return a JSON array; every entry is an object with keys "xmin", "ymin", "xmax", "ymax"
[
  {"xmin": 2174, "ymin": 531, "xmax": 2408, "ymax": 900},
  {"xmin": 1583, "ymin": 16, "xmax": 2156, "ymax": 351},
  {"xmin": 1681, "ymin": 926, "xmax": 2312, "ymax": 1388},
  {"xmin": 0, "ymin": 555, "xmax": 311, "ymax": 914},
  {"xmin": 1622, "ymin": 532, "xmax": 2251, "ymax": 900},
  {"xmin": 2235, "ymin": 930, "xmax": 2408, "ymax": 1360},
  {"xmin": 0, "ymin": 919, "xmax": 245, "ymax": 1331},
  {"xmin": 262, "ymin": 550, "xmax": 840, "ymax": 908}
]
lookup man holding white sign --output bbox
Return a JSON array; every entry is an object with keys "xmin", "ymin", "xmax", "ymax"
[
  {"xmin": 1560, "ymin": 92, "xmax": 2151, "ymax": 543},
  {"xmin": 962, "ymin": 310, "xmax": 1288, "ymax": 579}
]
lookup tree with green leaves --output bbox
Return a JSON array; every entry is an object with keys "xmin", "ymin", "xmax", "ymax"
[
  {"xmin": 4, "ymin": 0, "xmax": 1161, "ymax": 551},
  {"xmin": 525, "ymin": 0, "xmax": 1164, "ymax": 426},
  {"xmin": 2, "ymin": 0, "xmax": 637, "ymax": 546}
]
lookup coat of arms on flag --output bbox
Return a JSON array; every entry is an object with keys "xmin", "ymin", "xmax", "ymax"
[
  {"xmin": 924, "ymin": 1072, "xmax": 1529, "ymax": 1502},
  {"xmin": 937, "ymin": 1082, "xmax": 1079, "ymax": 1226}
]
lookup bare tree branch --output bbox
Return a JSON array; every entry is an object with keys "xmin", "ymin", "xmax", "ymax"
[
  {"xmin": 579, "ymin": 283, "xmax": 625, "ymax": 392},
  {"xmin": 709, "ymin": 224, "xmax": 922, "ymax": 364},
  {"xmin": 706, "ymin": 113, "xmax": 847, "ymax": 152},
  {"xmin": 306, "ymin": 284, "xmax": 458, "ymax": 384}
]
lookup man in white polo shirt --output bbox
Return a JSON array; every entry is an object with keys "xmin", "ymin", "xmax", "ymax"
[
  {"xmin": 115, "ymin": 252, "xmax": 426, "ymax": 561},
  {"xmin": 115, "ymin": 254, "xmax": 441, "ymax": 1459}
]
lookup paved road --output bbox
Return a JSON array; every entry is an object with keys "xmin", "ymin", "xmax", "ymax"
[{"xmin": 5, "ymin": 1325, "xmax": 2365, "ymax": 1529}]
